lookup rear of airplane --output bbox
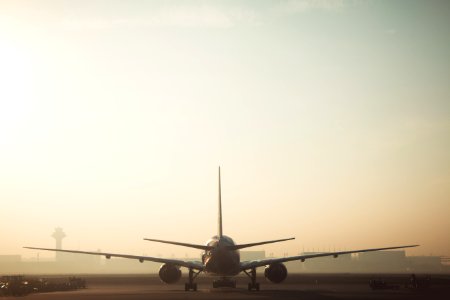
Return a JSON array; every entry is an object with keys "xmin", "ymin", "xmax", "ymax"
[{"xmin": 144, "ymin": 167, "xmax": 294, "ymax": 250}]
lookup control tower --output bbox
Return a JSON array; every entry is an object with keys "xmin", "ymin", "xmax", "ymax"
[{"xmin": 52, "ymin": 227, "xmax": 66, "ymax": 261}]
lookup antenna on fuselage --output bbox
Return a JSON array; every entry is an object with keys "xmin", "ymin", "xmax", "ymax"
[{"xmin": 218, "ymin": 166, "xmax": 223, "ymax": 238}]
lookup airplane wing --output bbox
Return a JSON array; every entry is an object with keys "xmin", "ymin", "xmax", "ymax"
[
  {"xmin": 24, "ymin": 247, "xmax": 204, "ymax": 271},
  {"xmin": 240, "ymin": 244, "xmax": 419, "ymax": 271}
]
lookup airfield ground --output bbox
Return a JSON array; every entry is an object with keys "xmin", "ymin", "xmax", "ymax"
[{"xmin": 1, "ymin": 273, "xmax": 449, "ymax": 300}]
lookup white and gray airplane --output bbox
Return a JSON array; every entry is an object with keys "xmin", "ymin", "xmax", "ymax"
[{"xmin": 25, "ymin": 168, "xmax": 418, "ymax": 291}]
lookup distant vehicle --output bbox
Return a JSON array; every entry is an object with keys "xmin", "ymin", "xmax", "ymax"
[
  {"xmin": 25, "ymin": 168, "xmax": 418, "ymax": 291},
  {"xmin": 369, "ymin": 279, "xmax": 399, "ymax": 290},
  {"xmin": 0, "ymin": 275, "xmax": 86, "ymax": 295},
  {"xmin": 405, "ymin": 274, "xmax": 431, "ymax": 290},
  {"xmin": 0, "ymin": 276, "xmax": 35, "ymax": 296}
]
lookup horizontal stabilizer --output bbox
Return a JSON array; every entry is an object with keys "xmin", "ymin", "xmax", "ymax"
[
  {"xmin": 227, "ymin": 237, "xmax": 295, "ymax": 251},
  {"xmin": 143, "ymin": 238, "xmax": 214, "ymax": 251}
]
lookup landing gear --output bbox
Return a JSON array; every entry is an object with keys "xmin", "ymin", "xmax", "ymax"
[
  {"xmin": 185, "ymin": 282, "xmax": 197, "ymax": 291},
  {"xmin": 185, "ymin": 268, "xmax": 200, "ymax": 291},
  {"xmin": 212, "ymin": 277, "xmax": 236, "ymax": 288},
  {"xmin": 248, "ymin": 282, "xmax": 260, "ymax": 291},
  {"xmin": 243, "ymin": 268, "xmax": 260, "ymax": 291}
]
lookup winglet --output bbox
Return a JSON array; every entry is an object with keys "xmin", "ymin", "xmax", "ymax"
[{"xmin": 218, "ymin": 166, "xmax": 223, "ymax": 238}]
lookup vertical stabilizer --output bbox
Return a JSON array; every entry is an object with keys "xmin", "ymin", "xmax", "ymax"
[{"xmin": 218, "ymin": 167, "xmax": 223, "ymax": 238}]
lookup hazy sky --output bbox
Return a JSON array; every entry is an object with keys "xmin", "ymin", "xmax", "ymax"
[{"xmin": 1, "ymin": 0, "xmax": 449, "ymax": 260}]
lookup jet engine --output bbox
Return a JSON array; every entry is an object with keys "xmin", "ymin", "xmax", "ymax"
[
  {"xmin": 264, "ymin": 263, "xmax": 288, "ymax": 283},
  {"xmin": 158, "ymin": 264, "xmax": 182, "ymax": 284}
]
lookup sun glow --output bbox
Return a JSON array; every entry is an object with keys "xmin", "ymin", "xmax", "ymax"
[{"xmin": 0, "ymin": 1, "xmax": 449, "ymax": 260}]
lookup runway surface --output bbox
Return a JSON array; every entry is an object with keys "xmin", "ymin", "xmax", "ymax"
[{"xmin": 2, "ymin": 274, "xmax": 450, "ymax": 300}]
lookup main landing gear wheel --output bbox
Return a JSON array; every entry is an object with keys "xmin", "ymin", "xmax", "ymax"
[
  {"xmin": 244, "ymin": 268, "xmax": 260, "ymax": 291},
  {"xmin": 185, "ymin": 283, "xmax": 197, "ymax": 291},
  {"xmin": 248, "ymin": 282, "xmax": 260, "ymax": 291},
  {"xmin": 185, "ymin": 268, "xmax": 200, "ymax": 291}
]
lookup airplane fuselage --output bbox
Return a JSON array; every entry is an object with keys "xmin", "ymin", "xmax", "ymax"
[{"xmin": 202, "ymin": 235, "xmax": 240, "ymax": 276}]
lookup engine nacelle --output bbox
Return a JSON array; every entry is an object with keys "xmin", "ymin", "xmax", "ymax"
[
  {"xmin": 264, "ymin": 263, "xmax": 288, "ymax": 283},
  {"xmin": 158, "ymin": 264, "xmax": 182, "ymax": 284}
]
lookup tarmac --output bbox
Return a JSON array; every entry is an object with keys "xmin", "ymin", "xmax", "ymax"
[{"xmin": 2, "ymin": 274, "xmax": 450, "ymax": 300}]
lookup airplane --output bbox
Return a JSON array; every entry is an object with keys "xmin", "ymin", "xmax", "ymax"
[{"xmin": 25, "ymin": 167, "xmax": 418, "ymax": 291}]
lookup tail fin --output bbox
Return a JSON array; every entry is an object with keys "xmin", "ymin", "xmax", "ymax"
[{"xmin": 218, "ymin": 166, "xmax": 223, "ymax": 238}]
